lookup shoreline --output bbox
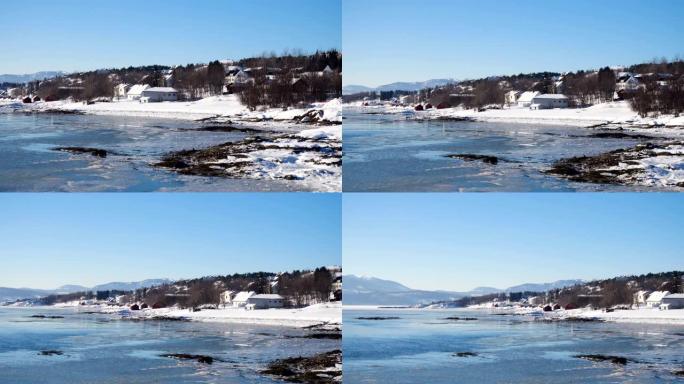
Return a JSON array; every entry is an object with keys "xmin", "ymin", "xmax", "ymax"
[
  {"xmin": 343, "ymin": 305, "xmax": 684, "ymax": 325},
  {"xmin": 5, "ymin": 302, "xmax": 342, "ymax": 329},
  {"xmin": 345, "ymin": 101, "xmax": 684, "ymax": 134}
]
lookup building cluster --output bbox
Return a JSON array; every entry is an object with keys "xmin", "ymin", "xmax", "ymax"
[{"xmin": 634, "ymin": 290, "xmax": 684, "ymax": 310}]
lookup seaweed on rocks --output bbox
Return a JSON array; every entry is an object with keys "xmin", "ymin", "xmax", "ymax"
[
  {"xmin": 575, "ymin": 354, "xmax": 634, "ymax": 365},
  {"xmin": 54, "ymin": 147, "xmax": 109, "ymax": 158},
  {"xmin": 446, "ymin": 154, "xmax": 499, "ymax": 165},
  {"xmin": 262, "ymin": 349, "xmax": 341, "ymax": 383},
  {"xmin": 356, "ymin": 316, "xmax": 400, "ymax": 320},
  {"xmin": 160, "ymin": 353, "xmax": 219, "ymax": 364}
]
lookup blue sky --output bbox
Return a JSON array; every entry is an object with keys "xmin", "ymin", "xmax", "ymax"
[
  {"xmin": 343, "ymin": 0, "xmax": 684, "ymax": 87},
  {"xmin": 0, "ymin": 0, "xmax": 341, "ymax": 74},
  {"xmin": 0, "ymin": 194, "xmax": 341, "ymax": 289},
  {"xmin": 344, "ymin": 194, "xmax": 684, "ymax": 291}
]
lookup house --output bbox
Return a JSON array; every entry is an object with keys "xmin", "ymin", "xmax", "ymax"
[
  {"xmin": 646, "ymin": 291, "xmax": 670, "ymax": 308},
  {"xmin": 505, "ymin": 90, "xmax": 521, "ymax": 105},
  {"xmin": 616, "ymin": 75, "xmax": 641, "ymax": 92},
  {"xmin": 530, "ymin": 94, "xmax": 569, "ymax": 109},
  {"xmin": 246, "ymin": 294, "xmax": 284, "ymax": 309},
  {"xmin": 140, "ymin": 87, "xmax": 178, "ymax": 103},
  {"xmin": 661, "ymin": 293, "xmax": 684, "ymax": 310},
  {"xmin": 528, "ymin": 296, "xmax": 542, "ymax": 306},
  {"xmin": 220, "ymin": 290, "xmax": 235, "ymax": 307},
  {"xmin": 633, "ymin": 290, "xmax": 651, "ymax": 307},
  {"xmin": 516, "ymin": 91, "xmax": 540, "ymax": 107},
  {"xmin": 399, "ymin": 94, "xmax": 416, "ymax": 105},
  {"xmin": 232, "ymin": 291, "xmax": 255, "ymax": 307},
  {"xmin": 226, "ymin": 69, "xmax": 252, "ymax": 86},
  {"xmin": 127, "ymin": 84, "xmax": 150, "ymax": 100},
  {"xmin": 114, "ymin": 83, "xmax": 131, "ymax": 99}
]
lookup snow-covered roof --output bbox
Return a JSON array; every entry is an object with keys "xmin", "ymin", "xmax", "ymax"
[
  {"xmin": 127, "ymin": 84, "xmax": 150, "ymax": 95},
  {"xmin": 533, "ymin": 94, "xmax": 568, "ymax": 100},
  {"xmin": 250, "ymin": 294, "xmax": 283, "ymax": 300},
  {"xmin": 143, "ymin": 87, "xmax": 178, "ymax": 93},
  {"xmin": 517, "ymin": 91, "xmax": 540, "ymax": 102},
  {"xmin": 647, "ymin": 291, "xmax": 670, "ymax": 302},
  {"xmin": 233, "ymin": 291, "xmax": 255, "ymax": 302},
  {"xmin": 664, "ymin": 293, "xmax": 684, "ymax": 299}
]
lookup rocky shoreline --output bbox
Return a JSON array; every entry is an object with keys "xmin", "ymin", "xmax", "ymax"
[
  {"xmin": 547, "ymin": 141, "xmax": 684, "ymax": 188},
  {"xmin": 262, "ymin": 349, "xmax": 342, "ymax": 383}
]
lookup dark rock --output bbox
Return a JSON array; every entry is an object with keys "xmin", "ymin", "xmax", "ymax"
[
  {"xmin": 356, "ymin": 316, "xmax": 400, "ymax": 320},
  {"xmin": 29, "ymin": 315, "xmax": 64, "ymax": 319},
  {"xmin": 38, "ymin": 350, "xmax": 63, "ymax": 356},
  {"xmin": 445, "ymin": 317, "xmax": 478, "ymax": 321},
  {"xmin": 454, "ymin": 352, "xmax": 478, "ymax": 357},
  {"xmin": 673, "ymin": 370, "xmax": 684, "ymax": 377},
  {"xmin": 303, "ymin": 333, "xmax": 342, "ymax": 340},
  {"xmin": 54, "ymin": 147, "xmax": 108, "ymax": 158},
  {"xmin": 160, "ymin": 353, "xmax": 218, "ymax": 364},
  {"xmin": 575, "ymin": 354, "xmax": 632, "ymax": 365},
  {"xmin": 446, "ymin": 154, "xmax": 499, "ymax": 165},
  {"xmin": 588, "ymin": 132, "xmax": 657, "ymax": 140},
  {"xmin": 262, "ymin": 349, "xmax": 341, "ymax": 384}
]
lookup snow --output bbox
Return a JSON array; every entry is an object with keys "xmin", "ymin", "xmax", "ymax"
[
  {"xmin": 111, "ymin": 302, "xmax": 341, "ymax": 328},
  {"xmin": 347, "ymin": 100, "xmax": 684, "ymax": 130},
  {"xmin": 553, "ymin": 307, "xmax": 684, "ymax": 325},
  {"xmin": 1, "ymin": 96, "xmax": 343, "ymax": 124}
]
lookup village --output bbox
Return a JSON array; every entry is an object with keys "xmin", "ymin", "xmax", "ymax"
[
  {"xmin": 345, "ymin": 61, "xmax": 684, "ymax": 129},
  {"xmin": 6, "ymin": 267, "xmax": 343, "ymax": 327}
]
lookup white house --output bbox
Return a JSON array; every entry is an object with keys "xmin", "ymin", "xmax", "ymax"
[
  {"xmin": 661, "ymin": 293, "xmax": 684, "ymax": 310},
  {"xmin": 633, "ymin": 290, "xmax": 651, "ymax": 307},
  {"xmin": 646, "ymin": 291, "xmax": 670, "ymax": 308},
  {"xmin": 246, "ymin": 294, "xmax": 284, "ymax": 309},
  {"xmin": 530, "ymin": 94, "xmax": 569, "ymax": 109},
  {"xmin": 140, "ymin": 87, "xmax": 178, "ymax": 103},
  {"xmin": 516, "ymin": 91, "xmax": 540, "ymax": 107},
  {"xmin": 220, "ymin": 290, "xmax": 235, "ymax": 307},
  {"xmin": 505, "ymin": 90, "xmax": 521, "ymax": 105},
  {"xmin": 226, "ymin": 69, "xmax": 252, "ymax": 86},
  {"xmin": 232, "ymin": 291, "xmax": 255, "ymax": 307},
  {"xmin": 114, "ymin": 83, "xmax": 131, "ymax": 99},
  {"xmin": 127, "ymin": 84, "xmax": 150, "ymax": 100}
]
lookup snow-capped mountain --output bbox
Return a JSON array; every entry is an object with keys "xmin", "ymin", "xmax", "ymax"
[
  {"xmin": 0, "ymin": 279, "xmax": 170, "ymax": 302},
  {"xmin": 0, "ymin": 71, "xmax": 64, "ymax": 84},
  {"xmin": 343, "ymin": 78, "xmax": 456, "ymax": 95},
  {"xmin": 343, "ymin": 275, "xmax": 583, "ymax": 306}
]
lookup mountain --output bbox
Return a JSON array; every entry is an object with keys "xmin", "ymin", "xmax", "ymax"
[
  {"xmin": 0, "ymin": 279, "xmax": 170, "ymax": 303},
  {"xmin": 0, "ymin": 71, "xmax": 64, "ymax": 84},
  {"xmin": 343, "ymin": 78, "xmax": 456, "ymax": 95},
  {"xmin": 343, "ymin": 275, "xmax": 583, "ymax": 306},
  {"xmin": 343, "ymin": 275, "xmax": 463, "ymax": 306},
  {"xmin": 505, "ymin": 280, "xmax": 584, "ymax": 293},
  {"xmin": 92, "ymin": 279, "xmax": 171, "ymax": 291}
]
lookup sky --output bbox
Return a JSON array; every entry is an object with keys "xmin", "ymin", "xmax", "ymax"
[
  {"xmin": 343, "ymin": 0, "xmax": 684, "ymax": 87},
  {"xmin": 0, "ymin": 194, "xmax": 341, "ymax": 289},
  {"xmin": 344, "ymin": 194, "xmax": 684, "ymax": 292},
  {"xmin": 0, "ymin": 0, "xmax": 341, "ymax": 74}
]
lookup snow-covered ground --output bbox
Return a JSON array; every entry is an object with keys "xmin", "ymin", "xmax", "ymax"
[
  {"xmin": 347, "ymin": 100, "xmax": 684, "ymax": 133},
  {"xmin": 1, "ymin": 95, "xmax": 343, "ymax": 124},
  {"xmin": 62, "ymin": 302, "xmax": 342, "ymax": 328}
]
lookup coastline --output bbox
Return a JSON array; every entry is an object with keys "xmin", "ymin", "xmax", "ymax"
[{"xmin": 18, "ymin": 302, "xmax": 344, "ymax": 328}]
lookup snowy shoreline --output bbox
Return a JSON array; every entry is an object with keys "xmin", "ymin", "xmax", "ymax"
[
  {"xmin": 346, "ymin": 100, "xmax": 684, "ymax": 134},
  {"xmin": 343, "ymin": 305, "xmax": 684, "ymax": 325},
  {"xmin": 3, "ymin": 302, "xmax": 342, "ymax": 328}
]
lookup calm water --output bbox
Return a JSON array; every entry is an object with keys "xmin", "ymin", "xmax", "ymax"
[
  {"xmin": 0, "ymin": 113, "xmax": 301, "ymax": 191},
  {"xmin": 344, "ymin": 309, "xmax": 684, "ymax": 384},
  {"xmin": 343, "ymin": 113, "xmax": 663, "ymax": 192},
  {"xmin": 0, "ymin": 307, "xmax": 338, "ymax": 383}
]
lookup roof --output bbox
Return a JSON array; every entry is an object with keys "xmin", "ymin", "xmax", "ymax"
[
  {"xmin": 647, "ymin": 291, "xmax": 671, "ymax": 302},
  {"xmin": 517, "ymin": 91, "xmax": 540, "ymax": 102},
  {"xmin": 664, "ymin": 293, "xmax": 684, "ymax": 299},
  {"xmin": 143, "ymin": 87, "xmax": 178, "ymax": 93},
  {"xmin": 233, "ymin": 291, "xmax": 255, "ymax": 301},
  {"xmin": 127, "ymin": 84, "xmax": 150, "ymax": 95},
  {"xmin": 250, "ymin": 294, "xmax": 284, "ymax": 300},
  {"xmin": 533, "ymin": 94, "xmax": 569, "ymax": 100}
]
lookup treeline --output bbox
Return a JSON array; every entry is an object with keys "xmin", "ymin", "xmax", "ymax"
[
  {"xmin": 37, "ymin": 267, "xmax": 339, "ymax": 309},
  {"xmin": 237, "ymin": 50, "xmax": 342, "ymax": 109},
  {"xmin": 441, "ymin": 271, "xmax": 683, "ymax": 310},
  {"xmin": 630, "ymin": 76, "xmax": 684, "ymax": 117}
]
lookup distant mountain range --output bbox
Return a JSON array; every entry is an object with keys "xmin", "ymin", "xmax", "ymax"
[
  {"xmin": 343, "ymin": 78, "xmax": 456, "ymax": 95},
  {"xmin": 0, "ymin": 71, "xmax": 64, "ymax": 84},
  {"xmin": 343, "ymin": 275, "xmax": 583, "ymax": 306},
  {"xmin": 0, "ymin": 279, "xmax": 170, "ymax": 302}
]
